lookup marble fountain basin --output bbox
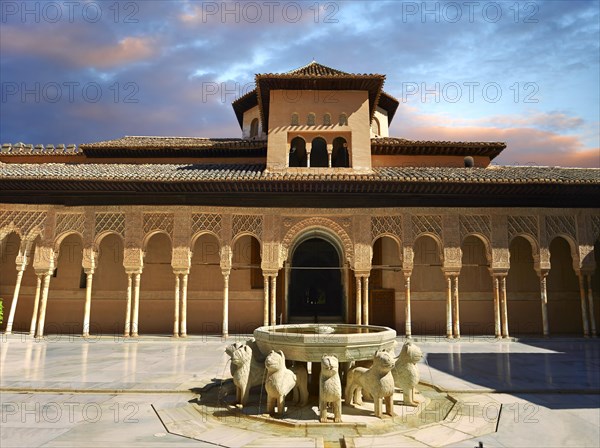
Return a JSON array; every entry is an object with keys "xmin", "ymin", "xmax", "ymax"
[{"xmin": 253, "ymin": 323, "xmax": 397, "ymax": 363}]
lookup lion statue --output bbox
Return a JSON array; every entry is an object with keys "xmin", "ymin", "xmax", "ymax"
[
  {"xmin": 392, "ymin": 341, "xmax": 423, "ymax": 407},
  {"xmin": 319, "ymin": 354, "xmax": 342, "ymax": 423},
  {"xmin": 265, "ymin": 350, "xmax": 297, "ymax": 416},
  {"xmin": 345, "ymin": 349, "xmax": 396, "ymax": 418},
  {"xmin": 225, "ymin": 339, "xmax": 265, "ymax": 407}
]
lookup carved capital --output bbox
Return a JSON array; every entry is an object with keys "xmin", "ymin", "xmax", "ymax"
[
  {"xmin": 123, "ymin": 247, "xmax": 144, "ymax": 271},
  {"xmin": 491, "ymin": 247, "xmax": 510, "ymax": 270},
  {"xmin": 32, "ymin": 246, "xmax": 56, "ymax": 271},
  {"xmin": 82, "ymin": 246, "xmax": 98, "ymax": 271},
  {"xmin": 220, "ymin": 245, "xmax": 233, "ymax": 270},
  {"xmin": 443, "ymin": 246, "xmax": 462, "ymax": 270}
]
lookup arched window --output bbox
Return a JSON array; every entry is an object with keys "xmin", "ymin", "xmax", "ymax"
[
  {"xmin": 323, "ymin": 113, "xmax": 331, "ymax": 126},
  {"xmin": 310, "ymin": 137, "xmax": 328, "ymax": 167},
  {"xmin": 250, "ymin": 118, "xmax": 259, "ymax": 138},
  {"xmin": 372, "ymin": 117, "xmax": 380, "ymax": 136},
  {"xmin": 307, "ymin": 113, "xmax": 316, "ymax": 126},
  {"xmin": 339, "ymin": 113, "xmax": 348, "ymax": 126},
  {"xmin": 289, "ymin": 137, "xmax": 307, "ymax": 167},
  {"xmin": 291, "ymin": 113, "xmax": 299, "ymax": 126},
  {"xmin": 332, "ymin": 137, "xmax": 349, "ymax": 167}
]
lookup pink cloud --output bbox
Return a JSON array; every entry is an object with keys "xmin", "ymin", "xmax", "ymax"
[{"xmin": 1, "ymin": 26, "xmax": 156, "ymax": 69}]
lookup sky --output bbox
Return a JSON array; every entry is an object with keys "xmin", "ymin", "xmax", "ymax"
[{"xmin": 1, "ymin": 0, "xmax": 599, "ymax": 167}]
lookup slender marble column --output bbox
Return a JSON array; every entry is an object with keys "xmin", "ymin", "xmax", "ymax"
[
  {"xmin": 173, "ymin": 273, "xmax": 180, "ymax": 337},
  {"xmin": 5, "ymin": 265, "xmax": 26, "ymax": 334},
  {"xmin": 453, "ymin": 276, "xmax": 460, "ymax": 338},
  {"xmin": 493, "ymin": 277, "xmax": 501, "ymax": 338},
  {"xmin": 446, "ymin": 276, "xmax": 453, "ymax": 338},
  {"xmin": 263, "ymin": 275, "xmax": 269, "ymax": 326},
  {"xmin": 36, "ymin": 273, "xmax": 51, "ymax": 338},
  {"xmin": 363, "ymin": 276, "xmax": 369, "ymax": 325},
  {"xmin": 270, "ymin": 275, "xmax": 277, "ymax": 325},
  {"xmin": 29, "ymin": 274, "xmax": 42, "ymax": 336},
  {"xmin": 222, "ymin": 271, "xmax": 230, "ymax": 337},
  {"xmin": 501, "ymin": 276, "xmax": 509, "ymax": 338},
  {"xmin": 124, "ymin": 274, "xmax": 132, "ymax": 337},
  {"xmin": 131, "ymin": 273, "xmax": 141, "ymax": 337},
  {"xmin": 578, "ymin": 273, "xmax": 590, "ymax": 337},
  {"xmin": 82, "ymin": 271, "xmax": 94, "ymax": 337},
  {"xmin": 586, "ymin": 275, "xmax": 597, "ymax": 337},
  {"xmin": 355, "ymin": 276, "xmax": 362, "ymax": 325},
  {"xmin": 180, "ymin": 273, "xmax": 188, "ymax": 337},
  {"xmin": 405, "ymin": 275, "xmax": 412, "ymax": 338},
  {"xmin": 540, "ymin": 274, "xmax": 549, "ymax": 337}
]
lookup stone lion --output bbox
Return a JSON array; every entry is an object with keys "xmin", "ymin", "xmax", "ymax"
[
  {"xmin": 392, "ymin": 341, "xmax": 423, "ymax": 407},
  {"xmin": 319, "ymin": 354, "xmax": 342, "ymax": 423},
  {"xmin": 265, "ymin": 350, "xmax": 297, "ymax": 416},
  {"xmin": 225, "ymin": 339, "xmax": 265, "ymax": 407},
  {"xmin": 345, "ymin": 349, "xmax": 396, "ymax": 418}
]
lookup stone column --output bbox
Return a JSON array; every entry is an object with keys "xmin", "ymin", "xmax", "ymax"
[
  {"xmin": 362, "ymin": 275, "xmax": 369, "ymax": 325},
  {"xmin": 36, "ymin": 272, "xmax": 52, "ymax": 338},
  {"xmin": 173, "ymin": 273, "xmax": 180, "ymax": 337},
  {"xmin": 586, "ymin": 274, "xmax": 597, "ymax": 337},
  {"xmin": 180, "ymin": 273, "xmax": 188, "ymax": 337},
  {"xmin": 500, "ymin": 276, "xmax": 509, "ymax": 338},
  {"xmin": 493, "ymin": 277, "xmax": 501, "ymax": 338},
  {"xmin": 270, "ymin": 275, "xmax": 277, "ymax": 325},
  {"xmin": 355, "ymin": 275, "xmax": 362, "ymax": 325},
  {"xmin": 29, "ymin": 274, "xmax": 43, "ymax": 336},
  {"xmin": 82, "ymin": 269, "xmax": 94, "ymax": 337},
  {"xmin": 327, "ymin": 143, "xmax": 333, "ymax": 168},
  {"xmin": 5, "ymin": 261, "xmax": 27, "ymax": 334},
  {"xmin": 131, "ymin": 273, "xmax": 141, "ymax": 337},
  {"xmin": 124, "ymin": 273, "xmax": 132, "ymax": 337},
  {"xmin": 263, "ymin": 274, "xmax": 269, "ymax": 326},
  {"xmin": 445, "ymin": 275, "xmax": 453, "ymax": 339},
  {"xmin": 405, "ymin": 273, "xmax": 412, "ymax": 338},
  {"xmin": 539, "ymin": 271, "xmax": 549, "ymax": 337},
  {"xmin": 578, "ymin": 272, "xmax": 590, "ymax": 337},
  {"xmin": 306, "ymin": 142, "xmax": 312, "ymax": 168},
  {"xmin": 222, "ymin": 270, "xmax": 230, "ymax": 337},
  {"xmin": 453, "ymin": 275, "xmax": 460, "ymax": 338}
]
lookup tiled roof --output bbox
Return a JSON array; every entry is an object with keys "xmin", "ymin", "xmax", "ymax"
[
  {"xmin": 371, "ymin": 137, "xmax": 506, "ymax": 159},
  {"xmin": 80, "ymin": 136, "xmax": 266, "ymax": 149},
  {"xmin": 285, "ymin": 61, "xmax": 351, "ymax": 77},
  {"xmin": 2, "ymin": 162, "xmax": 598, "ymax": 185},
  {"xmin": 1, "ymin": 143, "xmax": 81, "ymax": 155}
]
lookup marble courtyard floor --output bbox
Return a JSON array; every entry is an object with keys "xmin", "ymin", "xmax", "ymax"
[{"xmin": 0, "ymin": 333, "xmax": 598, "ymax": 447}]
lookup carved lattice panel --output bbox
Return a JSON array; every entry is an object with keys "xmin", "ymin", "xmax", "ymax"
[
  {"xmin": 412, "ymin": 215, "xmax": 442, "ymax": 238},
  {"xmin": 545, "ymin": 215, "xmax": 576, "ymax": 241},
  {"xmin": 371, "ymin": 216, "xmax": 402, "ymax": 240},
  {"xmin": 0, "ymin": 211, "xmax": 46, "ymax": 237},
  {"xmin": 507, "ymin": 215, "xmax": 538, "ymax": 241},
  {"xmin": 232, "ymin": 215, "xmax": 263, "ymax": 240},
  {"xmin": 143, "ymin": 213, "xmax": 174, "ymax": 236},
  {"xmin": 55, "ymin": 213, "xmax": 85, "ymax": 237},
  {"xmin": 591, "ymin": 215, "xmax": 600, "ymax": 241},
  {"xmin": 459, "ymin": 215, "xmax": 491, "ymax": 239},
  {"xmin": 191, "ymin": 213, "xmax": 222, "ymax": 237},
  {"xmin": 95, "ymin": 213, "xmax": 125, "ymax": 237}
]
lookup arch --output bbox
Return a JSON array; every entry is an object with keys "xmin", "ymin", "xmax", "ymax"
[
  {"xmin": 142, "ymin": 230, "xmax": 172, "ymax": 251},
  {"xmin": 507, "ymin": 236, "xmax": 541, "ymax": 335},
  {"xmin": 461, "ymin": 233, "xmax": 492, "ymax": 265},
  {"xmin": 332, "ymin": 137, "xmax": 349, "ymax": 167},
  {"xmin": 53, "ymin": 230, "xmax": 84, "ymax": 253},
  {"xmin": 307, "ymin": 113, "xmax": 316, "ymax": 126},
  {"xmin": 509, "ymin": 233, "xmax": 540, "ymax": 257},
  {"xmin": 549, "ymin": 234, "xmax": 579, "ymax": 265},
  {"xmin": 411, "ymin": 234, "xmax": 446, "ymax": 335},
  {"xmin": 232, "ymin": 231, "xmax": 262, "ymax": 248},
  {"xmin": 370, "ymin": 235, "xmax": 402, "ymax": 328},
  {"xmin": 289, "ymin": 136, "xmax": 307, "ymax": 167},
  {"xmin": 231, "ymin": 234, "xmax": 264, "ymax": 331},
  {"xmin": 310, "ymin": 137, "xmax": 328, "ymax": 167},
  {"xmin": 323, "ymin": 113, "xmax": 331, "ymax": 126},
  {"xmin": 94, "ymin": 230, "xmax": 124, "ymax": 249},
  {"xmin": 291, "ymin": 113, "xmax": 299, "ymax": 126},
  {"xmin": 282, "ymin": 218, "xmax": 353, "ymax": 265},
  {"xmin": 0, "ymin": 232, "xmax": 22, "ymax": 331},
  {"xmin": 339, "ymin": 113, "xmax": 348, "ymax": 126},
  {"xmin": 191, "ymin": 230, "xmax": 222, "ymax": 249},
  {"xmin": 288, "ymin": 237, "xmax": 344, "ymax": 321},
  {"xmin": 250, "ymin": 118, "xmax": 259, "ymax": 138},
  {"xmin": 547, "ymin": 236, "xmax": 580, "ymax": 334},
  {"xmin": 372, "ymin": 117, "xmax": 381, "ymax": 136},
  {"xmin": 372, "ymin": 233, "xmax": 402, "ymax": 254}
]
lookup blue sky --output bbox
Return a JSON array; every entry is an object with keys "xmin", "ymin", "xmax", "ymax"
[{"xmin": 1, "ymin": 0, "xmax": 598, "ymax": 166}]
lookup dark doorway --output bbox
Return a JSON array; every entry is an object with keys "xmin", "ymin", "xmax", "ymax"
[
  {"xmin": 288, "ymin": 238, "xmax": 343, "ymax": 320},
  {"xmin": 310, "ymin": 137, "xmax": 328, "ymax": 167}
]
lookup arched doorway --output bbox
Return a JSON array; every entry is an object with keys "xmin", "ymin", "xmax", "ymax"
[
  {"xmin": 332, "ymin": 137, "xmax": 349, "ymax": 167},
  {"xmin": 310, "ymin": 137, "xmax": 328, "ymax": 167},
  {"xmin": 289, "ymin": 137, "xmax": 307, "ymax": 167},
  {"xmin": 287, "ymin": 237, "xmax": 344, "ymax": 322}
]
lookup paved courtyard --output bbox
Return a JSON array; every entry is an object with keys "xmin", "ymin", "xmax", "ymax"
[{"xmin": 1, "ymin": 333, "xmax": 598, "ymax": 447}]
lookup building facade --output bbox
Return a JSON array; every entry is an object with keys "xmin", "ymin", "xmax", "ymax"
[{"xmin": 1, "ymin": 62, "xmax": 599, "ymax": 338}]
